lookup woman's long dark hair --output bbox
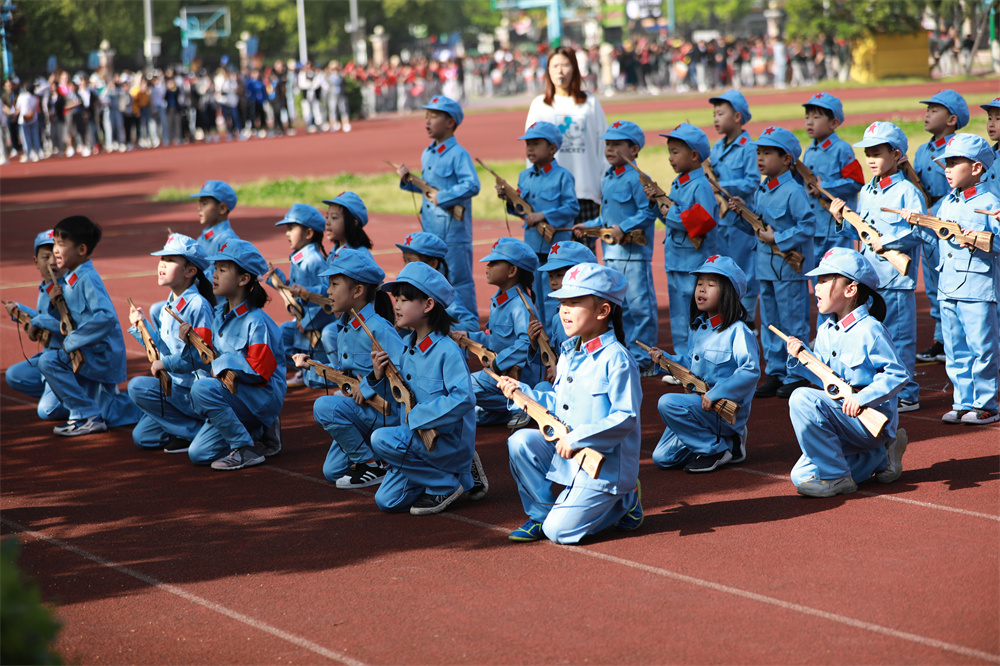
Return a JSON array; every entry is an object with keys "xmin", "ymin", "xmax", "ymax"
[
  {"xmin": 543, "ymin": 46, "xmax": 587, "ymax": 106},
  {"xmin": 689, "ymin": 273, "xmax": 746, "ymax": 330}
]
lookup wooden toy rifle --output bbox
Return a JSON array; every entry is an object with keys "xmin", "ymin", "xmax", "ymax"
[
  {"xmin": 350, "ymin": 308, "xmax": 438, "ymax": 451},
  {"xmin": 614, "ymin": 151, "xmax": 689, "ymax": 247},
  {"xmin": 701, "ymin": 159, "xmax": 731, "ymax": 217},
  {"xmin": 974, "ymin": 208, "xmax": 1000, "ymax": 217},
  {"xmin": 579, "ymin": 226, "xmax": 649, "ymax": 246},
  {"xmin": 128, "ymin": 298, "xmax": 171, "ymax": 396},
  {"xmin": 46, "ymin": 267, "xmax": 84, "ymax": 372},
  {"xmin": 266, "ymin": 271, "xmax": 322, "ymax": 348},
  {"xmin": 516, "ymin": 287, "xmax": 556, "ymax": 369},
  {"xmin": 897, "ymin": 156, "xmax": 932, "ymax": 209},
  {"xmin": 164, "ymin": 304, "xmax": 237, "ymax": 394},
  {"xmin": 298, "ymin": 291, "xmax": 335, "ymax": 315},
  {"xmin": 304, "ymin": 359, "xmax": 392, "ymax": 416},
  {"xmin": 636, "ymin": 340, "xmax": 739, "ymax": 426},
  {"xmin": 483, "ymin": 367, "xmax": 604, "ymax": 479},
  {"xmin": 455, "ymin": 335, "xmax": 521, "ymax": 381},
  {"xmin": 476, "ymin": 157, "xmax": 559, "ymax": 243},
  {"xmin": 769, "ymin": 325, "xmax": 888, "ymax": 438},
  {"xmin": 881, "ymin": 207, "xmax": 995, "ymax": 253},
  {"xmin": 793, "ymin": 161, "xmax": 911, "ymax": 275},
  {"xmin": 385, "ymin": 159, "xmax": 465, "ymax": 221},
  {"xmin": 3, "ymin": 300, "xmax": 51, "ymax": 347},
  {"xmin": 725, "ymin": 197, "xmax": 805, "ymax": 273}
]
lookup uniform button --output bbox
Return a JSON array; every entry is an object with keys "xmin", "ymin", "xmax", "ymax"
[
  {"xmin": 562, "ymin": 404, "xmax": 569, "ymax": 410},
  {"xmin": 567, "ymin": 377, "xmax": 573, "ymax": 383},
  {"xmin": 406, "ymin": 374, "xmax": 411, "ymax": 380},
  {"xmin": 926, "ymin": 167, "xmax": 932, "ymax": 171},
  {"xmin": 694, "ymin": 355, "xmax": 700, "ymax": 361},
  {"xmin": 948, "ymin": 253, "xmax": 953, "ymax": 258},
  {"xmin": 834, "ymin": 326, "xmax": 839, "ymax": 331},
  {"xmin": 343, "ymin": 353, "xmax": 348, "ymax": 358},
  {"xmin": 832, "ymin": 351, "xmax": 837, "ymax": 356},
  {"xmin": 409, "ymin": 349, "xmax": 415, "ymax": 355}
]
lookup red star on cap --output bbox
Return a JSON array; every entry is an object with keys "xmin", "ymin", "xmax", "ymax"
[
  {"xmin": 947, "ymin": 136, "xmax": 956, "ymax": 146},
  {"xmin": 814, "ymin": 93, "xmax": 824, "ymax": 99},
  {"xmin": 866, "ymin": 123, "xmax": 878, "ymax": 134},
  {"xmin": 706, "ymin": 255, "xmax": 718, "ymax": 262},
  {"xmin": 529, "ymin": 122, "xmax": 536, "ymax": 128},
  {"xmin": 220, "ymin": 242, "xmax": 227, "ymax": 252},
  {"xmin": 492, "ymin": 240, "xmax": 501, "ymax": 249},
  {"xmin": 403, "ymin": 234, "xmax": 413, "ymax": 245},
  {"xmin": 337, "ymin": 191, "xmax": 345, "ymax": 197},
  {"xmin": 431, "ymin": 96, "xmax": 439, "ymax": 103},
  {"xmin": 674, "ymin": 123, "xmax": 682, "ymax": 131},
  {"xmin": 550, "ymin": 243, "xmax": 560, "ymax": 254},
  {"xmin": 567, "ymin": 267, "xmax": 581, "ymax": 281},
  {"xmin": 612, "ymin": 121, "xmax": 622, "ymax": 129},
  {"xmin": 763, "ymin": 127, "xmax": 775, "ymax": 135},
  {"xmin": 167, "ymin": 234, "xmax": 175, "ymax": 243},
  {"xmin": 824, "ymin": 249, "xmax": 835, "ymax": 259}
]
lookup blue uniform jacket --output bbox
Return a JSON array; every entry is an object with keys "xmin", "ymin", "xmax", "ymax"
[
  {"xmin": 512, "ymin": 159, "xmax": 579, "ymax": 254},
  {"xmin": 982, "ymin": 144, "xmax": 1000, "ymax": 199},
  {"xmin": 517, "ymin": 330, "xmax": 641, "ymax": 494},
  {"xmin": 710, "ymin": 131, "xmax": 759, "ymax": 228},
  {"xmin": 371, "ymin": 330, "xmax": 475, "ymax": 471},
  {"xmin": 401, "ymin": 136, "xmax": 480, "ymax": 224},
  {"xmin": 129, "ymin": 286, "xmax": 214, "ymax": 389},
  {"xmin": 273, "ymin": 243, "xmax": 336, "ymax": 333},
  {"xmin": 934, "ymin": 184, "xmax": 1000, "ymax": 302},
  {"xmin": 585, "ymin": 164, "xmax": 657, "ymax": 262},
  {"xmin": 322, "ymin": 302, "xmax": 405, "ymax": 403},
  {"xmin": 57, "ymin": 259, "xmax": 129, "ymax": 384},
  {"xmin": 197, "ymin": 220, "xmax": 240, "ymax": 278},
  {"xmin": 469, "ymin": 286, "xmax": 534, "ymax": 374},
  {"xmin": 661, "ymin": 167, "xmax": 720, "ymax": 270},
  {"xmin": 848, "ymin": 172, "xmax": 925, "ymax": 291},
  {"xmin": 745, "ymin": 170, "xmax": 817, "ymax": 281},
  {"xmin": 663, "ymin": 314, "xmax": 760, "ymax": 432},
  {"xmin": 800, "ymin": 132, "xmax": 864, "ymax": 238},
  {"xmin": 913, "ymin": 134, "xmax": 955, "ymax": 212}
]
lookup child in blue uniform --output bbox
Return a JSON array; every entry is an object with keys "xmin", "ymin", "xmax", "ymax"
[
  {"xmin": 295, "ymin": 249, "xmax": 404, "ymax": 487},
  {"xmin": 497, "ymin": 121, "xmax": 579, "ymax": 324},
  {"xmin": 370, "ymin": 262, "xmax": 482, "ymax": 515},
  {"xmin": 830, "ymin": 122, "xmax": 925, "ymax": 413},
  {"xmin": 786, "ymin": 248, "xmax": 909, "ymax": 497},
  {"xmin": 126, "ymin": 233, "xmax": 216, "ymax": 452},
  {"xmin": 708, "ymin": 90, "xmax": 760, "ymax": 321},
  {"xmin": 731, "ymin": 126, "xmax": 816, "ymax": 399},
  {"xmin": 452, "ymin": 237, "xmax": 541, "ymax": 426},
  {"xmin": 903, "ymin": 134, "xmax": 1000, "ymax": 425},
  {"xmin": 396, "ymin": 95, "xmax": 481, "ymax": 316},
  {"xmin": 499, "ymin": 262, "xmax": 642, "ymax": 544},
  {"xmin": 322, "ymin": 190, "xmax": 373, "ymax": 260},
  {"xmin": 396, "ymin": 231, "xmax": 480, "ymax": 332},
  {"xmin": 4, "ymin": 230, "xmax": 69, "ymax": 422},
  {"xmin": 981, "ymin": 96, "xmax": 1000, "ymax": 198},
  {"xmin": 800, "ymin": 92, "xmax": 865, "ymax": 328},
  {"xmin": 39, "ymin": 216, "xmax": 139, "ymax": 436},
  {"xmin": 184, "ymin": 239, "xmax": 286, "ymax": 470},
  {"xmin": 265, "ymin": 203, "xmax": 336, "ymax": 388},
  {"xmin": 649, "ymin": 255, "xmax": 760, "ymax": 473},
  {"xmin": 189, "ymin": 180, "xmax": 240, "ymax": 280},
  {"xmin": 574, "ymin": 120, "xmax": 658, "ymax": 370},
  {"xmin": 913, "ymin": 90, "xmax": 970, "ymax": 363}
]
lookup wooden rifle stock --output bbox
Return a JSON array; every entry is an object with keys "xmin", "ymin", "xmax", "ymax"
[
  {"xmin": 516, "ymin": 287, "xmax": 556, "ymax": 369},
  {"xmin": 727, "ymin": 199, "xmax": 805, "ymax": 273},
  {"xmin": 974, "ymin": 209, "xmax": 999, "ymax": 216},
  {"xmin": 617, "ymin": 151, "xmax": 698, "ymax": 248},
  {"xmin": 580, "ymin": 226, "xmax": 649, "ymax": 246},
  {"xmin": 635, "ymin": 341, "xmax": 739, "ymax": 426},
  {"xmin": 768, "ymin": 325, "xmax": 889, "ymax": 438},
  {"xmin": 455, "ymin": 335, "xmax": 521, "ymax": 381},
  {"xmin": 304, "ymin": 359, "xmax": 392, "ymax": 416},
  {"xmin": 385, "ymin": 159, "xmax": 465, "ymax": 221},
  {"xmin": 476, "ymin": 157, "xmax": 559, "ymax": 243},
  {"xmin": 483, "ymin": 368, "xmax": 604, "ymax": 479},
  {"xmin": 164, "ymin": 304, "xmax": 237, "ymax": 394},
  {"xmin": 128, "ymin": 298, "xmax": 171, "ymax": 396},
  {"xmin": 299, "ymin": 291, "xmax": 335, "ymax": 315},
  {"xmin": 350, "ymin": 308, "xmax": 438, "ymax": 451},
  {"xmin": 4, "ymin": 300, "xmax": 51, "ymax": 347},
  {"xmin": 881, "ymin": 207, "xmax": 995, "ymax": 253},
  {"xmin": 266, "ymin": 272, "xmax": 321, "ymax": 348},
  {"xmin": 701, "ymin": 159, "xmax": 731, "ymax": 217},
  {"xmin": 46, "ymin": 267, "xmax": 84, "ymax": 372}
]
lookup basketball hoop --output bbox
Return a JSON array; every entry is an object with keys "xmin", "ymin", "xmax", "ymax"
[{"xmin": 204, "ymin": 29, "xmax": 219, "ymax": 47}]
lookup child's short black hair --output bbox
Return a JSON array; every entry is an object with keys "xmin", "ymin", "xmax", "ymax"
[
  {"xmin": 515, "ymin": 264, "xmax": 536, "ymax": 303},
  {"xmin": 390, "ymin": 281, "xmax": 455, "ymax": 334},
  {"xmin": 689, "ymin": 273, "xmax": 748, "ymax": 330},
  {"xmin": 343, "ymin": 210, "xmax": 373, "ymax": 250},
  {"xmin": 712, "ymin": 100, "xmax": 738, "ymax": 118},
  {"xmin": 845, "ymin": 278, "xmax": 887, "ymax": 322},
  {"xmin": 804, "ymin": 104, "xmax": 836, "ymax": 121},
  {"xmin": 342, "ymin": 275, "xmax": 394, "ymax": 322},
  {"xmin": 35, "ymin": 242, "xmax": 54, "ymax": 258},
  {"xmin": 235, "ymin": 266, "xmax": 269, "ymax": 310},
  {"xmin": 54, "ymin": 215, "xmax": 102, "ymax": 255}
]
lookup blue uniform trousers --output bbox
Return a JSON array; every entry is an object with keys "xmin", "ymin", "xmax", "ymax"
[
  {"xmin": 5, "ymin": 357, "xmax": 68, "ymax": 420},
  {"xmin": 508, "ymin": 428, "xmax": 637, "ymax": 545},
  {"xmin": 719, "ymin": 225, "xmax": 759, "ymax": 321},
  {"xmin": 759, "ymin": 279, "xmax": 811, "ymax": 383},
  {"xmin": 371, "ymin": 426, "xmax": 471, "ymax": 513},
  {"xmin": 423, "ymin": 211, "xmax": 478, "ymax": 316},
  {"xmin": 606, "ymin": 259, "xmax": 657, "ymax": 366},
  {"xmin": 812, "ymin": 234, "xmax": 855, "ymax": 329},
  {"xmin": 315, "ymin": 395, "xmax": 399, "ymax": 482},
  {"xmin": 920, "ymin": 237, "xmax": 943, "ymax": 341},
  {"xmin": 38, "ymin": 348, "xmax": 139, "ymax": 425},
  {"xmin": 127, "ymin": 377, "xmax": 204, "ymax": 449},
  {"xmin": 789, "ymin": 388, "xmax": 890, "ymax": 484},
  {"xmin": 283, "ymin": 320, "xmax": 333, "ymax": 388},
  {"xmin": 941, "ymin": 299, "xmax": 999, "ymax": 412},
  {"xmin": 883, "ymin": 290, "xmax": 919, "ymax": 404},
  {"xmin": 652, "ymin": 394, "xmax": 738, "ymax": 468},
  {"xmin": 187, "ymin": 378, "xmax": 266, "ymax": 464},
  {"xmin": 665, "ymin": 270, "xmax": 696, "ymax": 356}
]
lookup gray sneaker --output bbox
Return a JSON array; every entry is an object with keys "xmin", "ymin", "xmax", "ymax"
[
  {"xmin": 410, "ymin": 485, "xmax": 464, "ymax": 515},
  {"xmin": 259, "ymin": 417, "xmax": 282, "ymax": 457},
  {"xmin": 797, "ymin": 475, "xmax": 857, "ymax": 498},
  {"xmin": 53, "ymin": 416, "xmax": 108, "ymax": 437},
  {"xmin": 467, "ymin": 451, "xmax": 489, "ymax": 500},
  {"xmin": 211, "ymin": 447, "xmax": 265, "ymax": 471},
  {"xmin": 875, "ymin": 429, "xmax": 908, "ymax": 483}
]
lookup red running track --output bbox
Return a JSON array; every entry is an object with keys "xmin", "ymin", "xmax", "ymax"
[{"xmin": 1, "ymin": 78, "xmax": 997, "ymax": 665}]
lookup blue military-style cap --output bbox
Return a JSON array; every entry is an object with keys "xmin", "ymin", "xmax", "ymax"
[
  {"xmin": 321, "ymin": 191, "xmax": 369, "ymax": 227},
  {"xmin": 519, "ymin": 121, "xmax": 563, "ymax": 149},
  {"xmin": 806, "ymin": 247, "xmax": 879, "ymax": 291},
  {"xmin": 935, "ymin": 133, "xmax": 995, "ymax": 170},
  {"xmin": 690, "ymin": 254, "xmax": 748, "ymax": 300},
  {"xmin": 395, "ymin": 231, "xmax": 448, "ymax": 259},
  {"xmin": 708, "ymin": 89, "xmax": 752, "ymax": 123},
  {"xmin": 659, "ymin": 122, "xmax": 711, "ymax": 161},
  {"xmin": 422, "ymin": 94, "xmax": 464, "ymax": 126},
  {"xmin": 802, "ymin": 91, "xmax": 844, "ymax": 123},
  {"xmin": 189, "ymin": 180, "xmax": 238, "ymax": 211},
  {"xmin": 275, "ymin": 203, "xmax": 326, "ymax": 233},
  {"xmin": 756, "ymin": 126, "xmax": 802, "ymax": 161},
  {"xmin": 151, "ymin": 232, "xmax": 210, "ymax": 271},
  {"xmin": 207, "ymin": 238, "xmax": 267, "ymax": 276},
  {"xmin": 548, "ymin": 262, "xmax": 628, "ymax": 307},
  {"xmin": 381, "ymin": 260, "xmax": 455, "ymax": 308},
  {"xmin": 980, "ymin": 95, "xmax": 1000, "ymax": 112},
  {"xmin": 34, "ymin": 229, "xmax": 55, "ymax": 252},
  {"xmin": 479, "ymin": 237, "xmax": 538, "ymax": 273},
  {"xmin": 853, "ymin": 121, "xmax": 908, "ymax": 154},
  {"xmin": 919, "ymin": 89, "xmax": 970, "ymax": 129},
  {"xmin": 601, "ymin": 120, "xmax": 646, "ymax": 150},
  {"xmin": 319, "ymin": 246, "xmax": 385, "ymax": 284},
  {"xmin": 538, "ymin": 240, "xmax": 597, "ymax": 272}
]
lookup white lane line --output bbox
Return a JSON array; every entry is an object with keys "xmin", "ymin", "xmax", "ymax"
[{"xmin": 0, "ymin": 517, "xmax": 369, "ymax": 666}]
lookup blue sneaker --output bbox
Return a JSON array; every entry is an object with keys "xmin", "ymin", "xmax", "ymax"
[
  {"xmin": 508, "ymin": 518, "xmax": 543, "ymax": 542},
  {"xmin": 615, "ymin": 481, "xmax": 643, "ymax": 531}
]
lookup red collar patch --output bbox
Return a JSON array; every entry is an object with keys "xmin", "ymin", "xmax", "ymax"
[
  {"xmin": 766, "ymin": 178, "xmax": 780, "ymax": 191},
  {"xmin": 678, "ymin": 173, "xmax": 690, "ymax": 185},
  {"xmin": 821, "ymin": 139, "xmax": 832, "ymax": 150},
  {"xmin": 614, "ymin": 165, "xmax": 626, "ymax": 176},
  {"xmin": 292, "ymin": 250, "xmax": 304, "ymax": 263},
  {"xmin": 840, "ymin": 312, "xmax": 856, "ymax": 328},
  {"xmin": 205, "ymin": 229, "xmax": 214, "ymax": 240},
  {"xmin": 738, "ymin": 136, "xmax": 747, "ymax": 146},
  {"xmin": 879, "ymin": 176, "xmax": 893, "ymax": 189},
  {"xmin": 417, "ymin": 335, "xmax": 434, "ymax": 353},
  {"xmin": 495, "ymin": 291, "xmax": 509, "ymax": 305},
  {"xmin": 234, "ymin": 303, "xmax": 249, "ymax": 317},
  {"xmin": 45, "ymin": 282, "xmax": 55, "ymax": 294},
  {"xmin": 541, "ymin": 162, "xmax": 552, "ymax": 174},
  {"xmin": 436, "ymin": 143, "xmax": 447, "ymax": 154},
  {"xmin": 350, "ymin": 310, "xmax": 366, "ymax": 329},
  {"xmin": 709, "ymin": 314, "xmax": 723, "ymax": 328},
  {"xmin": 175, "ymin": 297, "xmax": 187, "ymax": 311},
  {"xmin": 585, "ymin": 337, "xmax": 603, "ymax": 353},
  {"xmin": 963, "ymin": 185, "xmax": 979, "ymax": 200},
  {"xmin": 67, "ymin": 272, "xmax": 78, "ymax": 287},
  {"xmin": 934, "ymin": 137, "xmax": 947, "ymax": 148}
]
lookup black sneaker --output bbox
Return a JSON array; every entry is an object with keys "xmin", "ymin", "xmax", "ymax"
[
  {"xmin": 467, "ymin": 451, "xmax": 488, "ymax": 500},
  {"xmin": 410, "ymin": 485, "xmax": 464, "ymax": 515},
  {"xmin": 163, "ymin": 437, "xmax": 191, "ymax": 453},
  {"xmin": 776, "ymin": 379, "xmax": 811, "ymax": 399},
  {"xmin": 730, "ymin": 427, "xmax": 748, "ymax": 464},
  {"xmin": 258, "ymin": 417, "xmax": 282, "ymax": 457},
  {"xmin": 916, "ymin": 341, "xmax": 946, "ymax": 363},
  {"xmin": 684, "ymin": 449, "xmax": 733, "ymax": 473},
  {"xmin": 335, "ymin": 461, "xmax": 387, "ymax": 489},
  {"xmin": 754, "ymin": 375, "xmax": 782, "ymax": 398}
]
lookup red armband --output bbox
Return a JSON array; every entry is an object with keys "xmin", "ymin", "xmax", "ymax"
[{"xmin": 680, "ymin": 203, "xmax": 717, "ymax": 238}]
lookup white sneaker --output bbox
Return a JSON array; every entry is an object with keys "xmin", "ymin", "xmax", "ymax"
[
  {"xmin": 961, "ymin": 409, "xmax": 999, "ymax": 425},
  {"xmin": 897, "ymin": 399, "xmax": 920, "ymax": 413},
  {"xmin": 506, "ymin": 410, "xmax": 531, "ymax": 429},
  {"xmin": 29, "ymin": 151, "xmax": 39, "ymax": 162},
  {"xmin": 19, "ymin": 154, "xmax": 28, "ymax": 163},
  {"xmin": 65, "ymin": 146, "xmax": 74, "ymax": 157},
  {"xmin": 941, "ymin": 409, "xmax": 967, "ymax": 424},
  {"xmin": 661, "ymin": 374, "xmax": 682, "ymax": 386},
  {"xmin": 286, "ymin": 370, "xmax": 305, "ymax": 388},
  {"xmin": 343, "ymin": 124, "xmax": 352, "ymax": 133}
]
